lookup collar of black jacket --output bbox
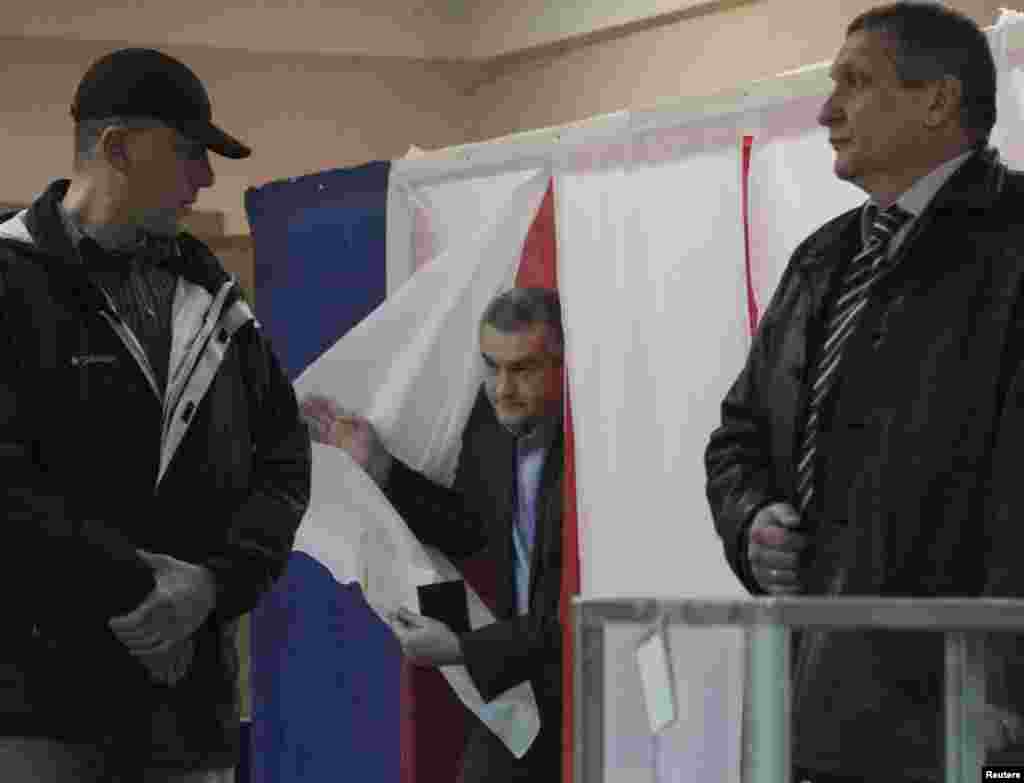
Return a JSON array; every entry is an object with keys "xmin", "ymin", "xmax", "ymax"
[
  {"xmin": 796, "ymin": 146, "xmax": 1005, "ymax": 271},
  {"xmin": 22, "ymin": 179, "xmax": 81, "ymax": 264},
  {"xmin": 14, "ymin": 179, "xmax": 233, "ymax": 299}
]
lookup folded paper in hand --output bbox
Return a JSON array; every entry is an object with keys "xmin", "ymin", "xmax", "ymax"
[{"xmin": 294, "ymin": 443, "xmax": 541, "ymax": 758}]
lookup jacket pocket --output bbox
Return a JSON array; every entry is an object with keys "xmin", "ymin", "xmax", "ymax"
[{"xmin": 70, "ymin": 353, "xmax": 118, "ymax": 368}]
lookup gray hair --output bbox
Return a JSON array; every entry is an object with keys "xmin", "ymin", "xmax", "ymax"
[
  {"xmin": 481, "ymin": 287, "xmax": 563, "ymax": 354},
  {"xmin": 74, "ymin": 116, "xmax": 166, "ymax": 165},
  {"xmin": 848, "ymin": 2, "xmax": 997, "ymax": 145}
]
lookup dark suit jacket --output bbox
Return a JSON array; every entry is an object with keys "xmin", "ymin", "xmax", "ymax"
[
  {"xmin": 385, "ymin": 388, "xmax": 564, "ymax": 783},
  {"xmin": 706, "ymin": 148, "xmax": 1024, "ymax": 779}
]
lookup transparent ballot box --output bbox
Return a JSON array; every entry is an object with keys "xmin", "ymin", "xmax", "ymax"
[{"xmin": 573, "ymin": 597, "xmax": 1024, "ymax": 783}]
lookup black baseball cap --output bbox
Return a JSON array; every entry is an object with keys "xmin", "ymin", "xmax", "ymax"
[{"xmin": 71, "ymin": 48, "xmax": 251, "ymax": 159}]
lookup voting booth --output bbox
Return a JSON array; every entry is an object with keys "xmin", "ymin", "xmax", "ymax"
[{"xmin": 247, "ymin": 10, "xmax": 1024, "ymax": 783}]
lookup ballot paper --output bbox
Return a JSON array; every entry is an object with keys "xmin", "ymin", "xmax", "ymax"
[
  {"xmin": 293, "ymin": 443, "xmax": 541, "ymax": 758},
  {"xmin": 636, "ymin": 626, "xmax": 677, "ymax": 735}
]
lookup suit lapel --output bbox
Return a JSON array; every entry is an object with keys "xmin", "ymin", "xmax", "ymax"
[{"xmin": 525, "ymin": 432, "xmax": 563, "ymax": 614}]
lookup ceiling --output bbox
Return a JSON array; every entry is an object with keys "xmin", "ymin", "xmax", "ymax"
[
  {"xmin": 6, "ymin": 0, "xmax": 468, "ymax": 60},
  {"xmin": 3, "ymin": 0, "xmax": 721, "ymax": 60}
]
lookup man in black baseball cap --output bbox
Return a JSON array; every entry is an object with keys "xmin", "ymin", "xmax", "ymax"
[
  {"xmin": 72, "ymin": 48, "xmax": 250, "ymax": 160},
  {"xmin": 0, "ymin": 48, "xmax": 309, "ymax": 782}
]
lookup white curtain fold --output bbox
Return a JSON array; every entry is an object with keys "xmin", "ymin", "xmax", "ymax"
[
  {"xmin": 291, "ymin": 167, "xmax": 551, "ymax": 757},
  {"xmin": 297, "ymin": 168, "xmax": 549, "ymax": 486},
  {"xmin": 557, "ymin": 125, "xmax": 749, "ymax": 600},
  {"xmin": 408, "ymin": 169, "xmax": 544, "ymax": 264},
  {"xmin": 990, "ymin": 8, "xmax": 1024, "ymax": 168},
  {"xmin": 556, "ymin": 123, "xmax": 750, "ymax": 783}
]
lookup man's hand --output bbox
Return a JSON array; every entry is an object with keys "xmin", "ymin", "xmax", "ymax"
[
  {"xmin": 138, "ymin": 637, "xmax": 196, "ymax": 687},
  {"xmin": 748, "ymin": 502, "xmax": 809, "ymax": 595},
  {"xmin": 299, "ymin": 394, "xmax": 393, "ymax": 486},
  {"xmin": 108, "ymin": 551, "xmax": 217, "ymax": 657},
  {"xmin": 299, "ymin": 394, "xmax": 344, "ymax": 445},
  {"xmin": 389, "ymin": 607, "xmax": 464, "ymax": 667}
]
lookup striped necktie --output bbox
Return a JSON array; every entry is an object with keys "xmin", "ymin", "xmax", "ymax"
[{"xmin": 795, "ymin": 204, "xmax": 913, "ymax": 515}]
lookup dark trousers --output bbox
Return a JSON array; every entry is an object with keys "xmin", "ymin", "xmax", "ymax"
[{"xmin": 457, "ymin": 721, "xmax": 559, "ymax": 783}]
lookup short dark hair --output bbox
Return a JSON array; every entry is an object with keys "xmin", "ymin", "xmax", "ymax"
[
  {"xmin": 848, "ymin": 2, "xmax": 997, "ymax": 145},
  {"xmin": 481, "ymin": 287, "xmax": 563, "ymax": 354}
]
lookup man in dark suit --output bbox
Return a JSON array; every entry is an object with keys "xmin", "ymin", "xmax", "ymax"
[
  {"xmin": 303, "ymin": 286, "xmax": 565, "ymax": 782},
  {"xmin": 705, "ymin": 4, "xmax": 1024, "ymax": 782}
]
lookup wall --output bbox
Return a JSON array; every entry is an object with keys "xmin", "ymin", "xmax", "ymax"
[
  {"xmin": 3, "ymin": 0, "xmax": 749, "ymax": 60},
  {"xmin": 1, "ymin": 1, "xmax": 1012, "ymax": 233},
  {"xmin": 464, "ymin": 0, "xmax": 731, "ymax": 57},
  {"xmin": 0, "ymin": 35, "xmax": 474, "ymax": 235},
  {"xmin": 467, "ymin": 0, "xmax": 1009, "ymax": 143},
  {"xmin": 2, "ymin": 0, "xmax": 464, "ymax": 59}
]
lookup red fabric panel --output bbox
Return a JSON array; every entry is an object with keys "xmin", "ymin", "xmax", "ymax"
[
  {"xmin": 405, "ymin": 198, "xmax": 465, "ymax": 783},
  {"xmin": 741, "ymin": 135, "xmax": 760, "ymax": 335},
  {"xmin": 408, "ymin": 665, "xmax": 470, "ymax": 779},
  {"xmin": 512, "ymin": 178, "xmax": 580, "ymax": 783},
  {"xmin": 400, "ymin": 661, "xmax": 415, "ymax": 783},
  {"xmin": 516, "ymin": 183, "xmax": 557, "ymax": 289}
]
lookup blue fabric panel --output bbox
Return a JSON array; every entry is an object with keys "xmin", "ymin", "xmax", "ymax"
[
  {"xmin": 245, "ymin": 161, "xmax": 390, "ymax": 380},
  {"xmin": 246, "ymin": 161, "xmax": 396, "ymax": 782}
]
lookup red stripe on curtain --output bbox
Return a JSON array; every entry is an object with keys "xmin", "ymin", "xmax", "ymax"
[
  {"xmin": 511, "ymin": 179, "xmax": 579, "ymax": 783},
  {"xmin": 402, "ymin": 205, "xmax": 432, "ymax": 783},
  {"xmin": 400, "ymin": 662, "xmax": 415, "ymax": 783},
  {"xmin": 405, "ymin": 193, "xmax": 465, "ymax": 783},
  {"xmin": 741, "ymin": 134, "xmax": 760, "ymax": 335},
  {"xmin": 517, "ymin": 183, "xmax": 557, "ymax": 289}
]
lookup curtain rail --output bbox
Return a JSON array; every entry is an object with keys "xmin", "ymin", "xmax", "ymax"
[{"xmin": 393, "ymin": 16, "xmax": 1024, "ymax": 187}]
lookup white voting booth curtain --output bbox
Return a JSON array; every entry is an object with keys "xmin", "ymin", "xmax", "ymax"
[
  {"xmin": 556, "ymin": 118, "xmax": 753, "ymax": 782},
  {"xmin": 388, "ymin": 133, "xmax": 753, "ymax": 777},
  {"xmin": 294, "ymin": 9, "xmax": 1024, "ymax": 782},
  {"xmin": 293, "ymin": 170, "xmax": 551, "ymax": 757}
]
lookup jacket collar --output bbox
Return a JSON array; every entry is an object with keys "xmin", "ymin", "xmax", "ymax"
[
  {"xmin": 8, "ymin": 178, "xmax": 235, "ymax": 302},
  {"xmin": 796, "ymin": 146, "xmax": 1007, "ymax": 273},
  {"xmin": 22, "ymin": 179, "xmax": 81, "ymax": 264},
  {"xmin": 933, "ymin": 145, "xmax": 1006, "ymax": 214}
]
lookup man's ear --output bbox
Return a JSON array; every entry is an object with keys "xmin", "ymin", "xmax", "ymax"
[
  {"xmin": 924, "ymin": 75, "xmax": 964, "ymax": 130},
  {"xmin": 99, "ymin": 126, "xmax": 133, "ymax": 173}
]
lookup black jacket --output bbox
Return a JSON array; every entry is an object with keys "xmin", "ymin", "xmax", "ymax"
[
  {"xmin": 0, "ymin": 180, "xmax": 311, "ymax": 769},
  {"xmin": 706, "ymin": 149, "xmax": 1024, "ymax": 780},
  {"xmin": 385, "ymin": 390, "xmax": 563, "ymax": 782}
]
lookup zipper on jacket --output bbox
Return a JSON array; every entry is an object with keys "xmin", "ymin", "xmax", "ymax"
[
  {"xmin": 156, "ymin": 277, "xmax": 246, "ymax": 489},
  {"xmin": 98, "ymin": 308, "xmax": 163, "ymax": 404},
  {"xmin": 71, "ymin": 354, "xmax": 118, "ymax": 367},
  {"xmin": 161, "ymin": 278, "xmax": 237, "ymax": 445},
  {"xmin": 70, "ymin": 235, "xmax": 164, "ymax": 405}
]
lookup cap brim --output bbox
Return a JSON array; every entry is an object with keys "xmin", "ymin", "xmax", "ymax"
[{"xmin": 183, "ymin": 119, "xmax": 251, "ymax": 159}]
